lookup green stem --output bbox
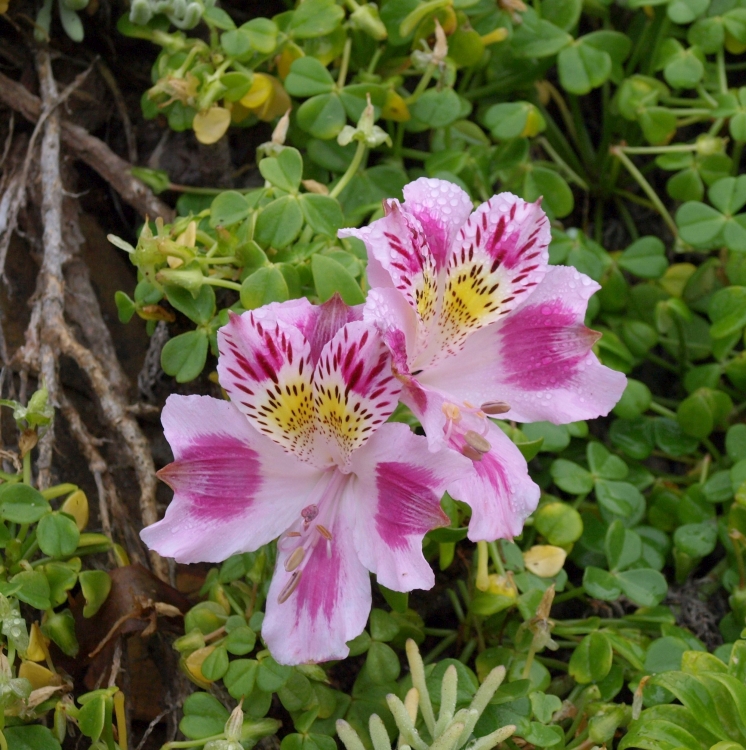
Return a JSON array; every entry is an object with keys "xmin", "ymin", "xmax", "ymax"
[
  {"xmin": 167, "ymin": 183, "xmax": 257, "ymax": 195},
  {"xmin": 645, "ymin": 350, "xmax": 679, "ymax": 373},
  {"xmin": 22, "ymin": 452, "xmax": 31, "ymax": 486},
  {"xmin": 196, "ymin": 256, "xmax": 239, "ymax": 265},
  {"xmin": 703, "ymin": 437, "xmax": 722, "ymax": 461},
  {"xmin": 367, "ymin": 47, "xmax": 383, "ymax": 74},
  {"xmin": 717, "ymin": 48, "xmax": 729, "ymax": 94},
  {"xmin": 697, "ymin": 83, "xmax": 718, "ymax": 108},
  {"xmin": 41, "ymin": 483, "xmax": 77, "ymax": 500},
  {"xmin": 0, "ymin": 730, "xmax": 7, "ymax": 750},
  {"xmin": 620, "ymin": 143, "xmax": 698, "ymax": 154},
  {"xmin": 733, "ymin": 141, "xmax": 744, "ymax": 176},
  {"xmin": 537, "ymin": 137, "xmax": 589, "ymax": 190},
  {"xmin": 164, "ymin": 737, "xmax": 225, "ymax": 749},
  {"xmin": 447, "ymin": 588, "xmax": 466, "ymax": 623},
  {"xmin": 487, "ymin": 541, "xmax": 506, "ymax": 577},
  {"xmin": 423, "ymin": 627, "xmax": 457, "ymax": 637},
  {"xmin": 610, "ymin": 147, "xmax": 677, "ymax": 236},
  {"xmin": 330, "ymin": 141, "xmax": 367, "ymax": 198},
  {"xmin": 648, "ymin": 401, "xmax": 677, "ymax": 418},
  {"xmin": 615, "ymin": 197, "xmax": 639, "ymax": 241},
  {"xmin": 337, "ymin": 37, "xmax": 352, "ymax": 88},
  {"xmin": 459, "ymin": 637, "xmax": 477, "ymax": 664},
  {"xmin": 553, "ymin": 586, "xmax": 586, "ymax": 605},
  {"xmin": 399, "ymin": 147, "xmax": 431, "ymax": 161},
  {"xmin": 424, "ymin": 632, "xmax": 458, "ymax": 664},
  {"xmin": 406, "ymin": 63, "xmax": 436, "ymax": 104},
  {"xmin": 202, "ymin": 278, "xmax": 242, "ymax": 291}
]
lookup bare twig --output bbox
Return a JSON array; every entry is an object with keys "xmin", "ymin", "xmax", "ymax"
[
  {"xmin": 0, "ymin": 70, "xmax": 174, "ymax": 221},
  {"xmin": 96, "ymin": 59, "xmax": 138, "ymax": 164}
]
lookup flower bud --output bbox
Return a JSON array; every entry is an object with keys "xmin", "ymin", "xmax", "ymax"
[
  {"xmin": 696, "ymin": 134, "xmax": 725, "ymax": 155},
  {"xmin": 156, "ymin": 263, "xmax": 205, "ymax": 294},
  {"xmin": 173, "ymin": 628, "xmax": 206, "ymax": 654},
  {"xmin": 349, "ymin": 4, "xmax": 388, "ymax": 40},
  {"xmin": 225, "ymin": 702, "xmax": 244, "ymax": 741}
]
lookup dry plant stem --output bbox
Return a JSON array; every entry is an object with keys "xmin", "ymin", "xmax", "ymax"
[
  {"xmin": 20, "ymin": 51, "xmax": 164, "ymax": 576},
  {"xmin": 58, "ymin": 391, "xmax": 146, "ymax": 567},
  {"xmin": 96, "ymin": 59, "xmax": 138, "ymax": 164},
  {"xmin": 0, "ymin": 70, "xmax": 174, "ymax": 221},
  {"xmin": 35, "ymin": 49, "xmax": 64, "ymax": 490}
]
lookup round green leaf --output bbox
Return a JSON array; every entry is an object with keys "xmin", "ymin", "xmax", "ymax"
[
  {"xmin": 558, "ymin": 40, "xmax": 612, "ymax": 95},
  {"xmin": 161, "ymin": 330, "xmax": 209, "ymax": 383},
  {"xmin": 210, "ymin": 191, "xmax": 252, "ymax": 227},
  {"xmin": 240, "ymin": 267, "xmax": 289, "ymax": 309},
  {"xmin": 79, "ymin": 569, "xmax": 112, "ymax": 618},
  {"xmin": 0, "ymin": 483, "xmax": 50, "ymax": 523},
  {"xmin": 312, "ymin": 253, "xmax": 365, "ymax": 305},
  {"xmin": 37, "ymin": 512, "xmax": 81, "ymax": 558},
  {"xmin": 569, "ymin": 632, "xmax": 613, "ymax": 683},
  {"xmin": 616, "ymin": 568, "xmax": 667, "ymax": 606}
]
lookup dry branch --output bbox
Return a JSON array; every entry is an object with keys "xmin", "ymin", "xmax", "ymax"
[
  {"xmin": 0, "ymin": 69, "xmax": 174, "ymax": 222},
  {"xmin": 13, "ymin": 50, "xmax": 166, "ymax": 579}
]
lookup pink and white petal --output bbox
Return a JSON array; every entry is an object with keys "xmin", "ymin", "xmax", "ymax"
[
  {"xmin": 262, "ymin": 501, "xmax": 371, "ymax": 665},
  {"xmin": 402, "ymin": 178, "xmax": 474, "ymax": 271},
  {"xmin": 447, "ymin": 422, "xmax": 540, "ymax": 542},
  {"xmin": 307, "ymin": 294, "xmax": 362, "ymax": 363},
  {"xmin": 349, "ymin": 423, "xmax": 467, "ymax": 591},
  {"xmin": 339, "ymin": 202, "xmax": 438, "ymax": 329},
  {"xmin": 313, "ymin": 321, "xmax": 401, "ymax": 465},
  {"xmin": 421, "ymin": 194, "xmax": 550, "ymax": 366},
  {"xmin": 217, "ymin": 310, "xmax": 318, "ymax": 460},
  {"xmin": 363, "ymin": 287, "xmax": 419, "ymax": 373},
  {"xmin": 141, "ymin": 395, "xmax": 321, "ymax": 563},
  {"xmin": 421, "ymin": 266, "xmax": 627, "ymax": 423}
]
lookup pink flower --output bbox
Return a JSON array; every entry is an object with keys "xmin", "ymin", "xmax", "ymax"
[
  {"xmin": 339, "ymin": 178, "xmax": 626, "ymax": 542},
  {"xmin": 140, "ymin": 297, "xmax": 465, "ymax": 665}
]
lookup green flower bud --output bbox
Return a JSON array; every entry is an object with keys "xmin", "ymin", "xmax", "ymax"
[
  {"xmin": 156, "ymin": 262, "xmax": 206, "ymax": 294},
  {"xmin": 41, "ymin": 609, "xmax": 79, "ymax": 657},
  {"xmin": 349, "ymin": 4, "xmax": 388, "ymax": 40}
]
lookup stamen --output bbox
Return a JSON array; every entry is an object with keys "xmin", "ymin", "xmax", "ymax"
[
  {"xmin": 464, "ymin": 430, "xmax": 491, "ymax": 454},
  {"xmin": 285, "ymin": 546, "xmax": 306, "ymax": 572},
  {"xmin": 285, "ymin": 531, "xmax": 302, "ymax": 538},
  {"xmin": 480, "ymin": 401, "xmax": 511, "ymax": 415},
  {"xmin": 317, "ymin": 524, "xmax": 333, "ymax": 540},
  {"xmin": 461, "ymin": 444, "xmax": 483, "ymax": 462},
  {"xmin": 442, "ymin": 403, "xmax": 461, "ymax": 421},
  {"xmin": 278, "ymin": 570, "xmax": 302, "ymax": 603}
]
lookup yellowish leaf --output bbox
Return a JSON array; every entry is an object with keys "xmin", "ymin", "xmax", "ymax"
[
  {"xmin": 60, "ymin": 490, "xmax": 89, "ymax": 531},
  {"xmin": 523, "ymin": 545, "xmax": 567, "ymax": 578},
  {"xmin": 193, "ymin": 107, "xmax": 231, "ymax": 145}
]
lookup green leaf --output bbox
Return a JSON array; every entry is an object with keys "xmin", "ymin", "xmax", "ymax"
[
  {"xmin": 587, "ymin": 442, "xmax": 629, "ymax": 480},
  {"xmin": 79, "ymin": 570, "xmax": 112, "ymax": 618},
  {"xmin": 534, "ymin": 502, "xmax": 583, "ymax": 545},
  {"xmin": 165, "ymin": 284, "xmax": 215, "ymax": 326},
  {"xmin": 583, "ymin": 566, "xmax": 622, "ymax": 600},
  {"xmin": 300, "ymin": 194, "xmax": 344, "ymax": 236},
  {"xmin": 727, "ymin": 424, "xmax": 746, "ymax": 461},
  {"xmin": 522, "ymin": 166, "xmax": 574, "ymax": 218},
  {"xmin": 618, "ymin": 236, "xmax": 668, "ymax": 279},
  {"xmin": 224, "ymin": 659, "xmax": 259, "ymax": 701},
  {"xmin": 616, "ymin": 568, "xmax": 668, "ymax": 607},
  {"xmin": 484, "ymin": 102, "xmax": 546, "ymax": 140},
  {"xmin": 569, "ymin": 632, "xmax": 613, "ymax": 684},
  {"xmin": 285, "ymin": 58, "xmax": 336, "ymax": 97},
  {"xmin": 202, "ymin": 645, "xmax": 230, "ymax": 681},
  {"xmin": 79, "ymin": 695, "xmax": 107, "ymax": 742},
  {"xmin": 225, "ymin": 625, "xmax": 257, "ymax": 655},
  {"xmin": 550, "ymin": 459, "xmax": 594, "ymax": 495},
  {"xmin": 674, "ymin": 522, "xmax": 717, "ymax": 557},
  {"xmin": 240, "ymin": 267, "xmax": 289, "ymax": 309},
  {"xmin": 511, "ymin": 9, "xmax": 572, "ymax": 58},
  {"xmin": 709, "ymin": 175, "xmax": 746, "ymax": 214},
  {"xmin": 161, "ymin": 330, "xmax": 209, "ymax": 383},
  {"xmin": 255, "ymin": 195, "xmax": 304, "ymax": 248},
  {"xmin": 3, "ymin": 726, "xmax": 61, "ymax": 750},
  {"xmin": 596, "ymin": 480, "xmax": 646, "ymax": 526},
  {"xmin": 709, "ymin": 286, "xmax": 746, "ymax": 339},
  {"xmin": 311, "ymin": 254, "xmax": 365, "ymax": 305},
  {"xmin": 558, "ymin": 40, "xmax": 612, "ymax": 95},
  {"xmin": 257, "ymin": 656, "xmax": 292, "ymax": 692},
  {"xmin": 366, "ymin": 641, "xmax": 401, "ymax": 684},
  {"xmin": 410, "ymin": 89, "xmax": 462, "ymax": 128},
  {"xmin": 37, "ymin": 512, "xmax": 81, "ymax": 558},
  {"xmin": 180, "ymin": 692, "xmax": 230, "ymax": 740},
  {"xmin": 605, "ymin": 520, "xmax": 642, "ymax": 572},
  {"xmin": 613, "ymin": 379, "xmax": 652, "ymax": 419},
  {"xmin": 677, "ymin": 201, "xmax": 725, "ymax": 246},
  {"xmin": 0, "ymin": 483, "xmax": 50, "ymax": 523},
  {"xmin": 259, "ymin": 148, "xmax": 303, "ymax": 192},
  {"xmin": 288, "ymin": 0, "xmax": 344, "ymax": 39},
  {"xmin": 654, "ymin": 418, "xmax": 699, "ymax": 456},
  {"xmin": 203, "ymin": 6, "xmax": 235, "ymax": 29},
  {"xmin": 210, "ymin": 190, "xmax": 252, "ymax": 228},
  {"xmin": 241, "ymin": 18, "xmax": 278, "ymax": 54}
]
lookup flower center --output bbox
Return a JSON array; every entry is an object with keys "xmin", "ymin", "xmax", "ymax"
[{"xmin": 276, "ymin": 471, "xmax": 344, "ymax": 604}]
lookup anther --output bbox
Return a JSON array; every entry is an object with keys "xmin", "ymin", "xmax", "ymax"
[
  {"xmin": 285, "ymin": 547, "xmax": 306, "ymax": 572},
  {"xmin": 286, "ymin": 531, "xmax": 301, "ymax": 538},
  {"xmin": 480, "ymin": 401, "xmax": 511, "ymax": 415},
  {"xmin": 278, "ymin": 571, "xmax": 302, "ymax": 603},
  {"xmin": 464, "ymin": 430, "xmax": 491, "ymax": 454},
  {"xmin": 461, "ymin": 444, "xmax": 483, "ymax": 462},
  {"xmin": 317, "ymin": 524, "xmax": 333, "ymax": 540}
]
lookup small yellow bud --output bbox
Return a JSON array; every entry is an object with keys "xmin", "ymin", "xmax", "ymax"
[{"xmin": 25, "ymin": 623, "xmax": 49, "ymax": 663}]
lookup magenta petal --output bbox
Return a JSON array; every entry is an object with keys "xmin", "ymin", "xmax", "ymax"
[
  {"xmin": 262, "ymin": 494, "xmax": 371, "ymax": 665},
  {"xmin": 140, "ymin": 395, "xmax": 320, "ymax": 563},
  {"xmin": 447, "ymin": 421, "xmax": 540, "ymax": 542},
  {"xmin": 402, "ymin": 177, "xmax": 473, "ymax": 270},
  {"xmin": 349, "ymin": 423, "xmax": 467, "ymax": 591},
  {"xmin": 423, "ymin": 265, "xmax": 626, "ymax": 423}
]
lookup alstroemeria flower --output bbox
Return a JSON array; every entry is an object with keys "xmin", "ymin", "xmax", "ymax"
[
  {"xmin": 339, "ymin": 178, "xmax": 626, "ymax": 541},
  {"xmin": 140, "ymin": 297, "xmax": 464, "ymax": 665}
]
